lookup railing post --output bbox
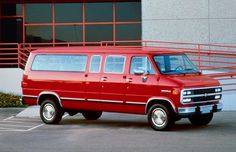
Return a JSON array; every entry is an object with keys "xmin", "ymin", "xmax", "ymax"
[
  {"xmin": 197, "ymin": 44, "xmax": 201, "ymax": 71},
  {"xmin": 17, "ymin": 44, "xmax": 20, "ymax": 69}
]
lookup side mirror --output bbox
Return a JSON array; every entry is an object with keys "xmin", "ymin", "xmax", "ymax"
[{"xmin": 134, "ymin": 69, "xmax": 145, "ymax": 75}]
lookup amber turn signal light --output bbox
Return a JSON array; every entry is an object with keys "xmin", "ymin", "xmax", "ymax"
[{"xmin": 172, "ymin": 88, "xmax": 180, "ymax": 95}]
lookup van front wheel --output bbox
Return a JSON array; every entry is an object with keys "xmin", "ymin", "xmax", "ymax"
[
  {"xmin": 40, "ymin": 99, "xmax": 64, "ymax": 124},
  {"xmin": 82, "ymin": 111, "xmax": 102, "ymax": 120},
  {"xmin": 148, "ymin": 104, "xmax": 174, "ymax": 131}
]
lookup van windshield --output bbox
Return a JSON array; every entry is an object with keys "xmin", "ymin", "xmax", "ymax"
[{"xmin": 153, "ymin": 54, "xmax": 199, "ymax": 74}]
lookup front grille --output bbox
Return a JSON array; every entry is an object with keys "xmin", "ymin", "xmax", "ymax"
[
  {"xmin": 181, "ymin": 87, "xmax": 222, "ymax": 104},
  {"xmin": 191, "ymin": 95, "xmax": 221, "ymax": 102},
  {"xmin": 193, "ymin": 88, "xmax": 216, "ymax": 95}
]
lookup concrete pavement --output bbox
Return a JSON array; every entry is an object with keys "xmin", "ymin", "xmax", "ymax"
[{"xmin": 0, "ymin": 108, "xmax": 235, "ymax": 152}]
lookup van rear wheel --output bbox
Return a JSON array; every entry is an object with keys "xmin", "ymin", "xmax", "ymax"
[
  {"xmin": 148, "ymin": 104, "xmax": 174, "ymax": 131},
  {"xmin": 40, "ymin": 99, "xmax": 64, "ymax": 124},
  {"xmin": 189, "ymin": 113, "xmax": 213, "ymax": 126},
  {"xmin": 82, "ymin": 111, "xmax": 102, "ymax": 120}
]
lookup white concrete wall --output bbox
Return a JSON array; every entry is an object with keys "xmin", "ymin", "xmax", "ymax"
[
  {"xmin": 142, "ymin": 0, "xmax": 236, "ymax": 110},
  {"xmin": 142, "ymin": 0, "xmax": 236, "ymax": 44},
  {"xmin": 0, "ymin": 68, "xmax": 23, "ymax": 95}
]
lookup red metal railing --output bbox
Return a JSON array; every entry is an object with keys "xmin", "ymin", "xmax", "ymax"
[
  {"xmin": 102, "ymin": 40, "xmax": 236, "ymax": 92},
  {"xmin": 0, "ymin": 43, "xmax": 20, "ymax": 68},
  {"xmin": 1, "ymin": 40, "xmax": 236, "ymax": 92},
  {"xmin": 19, "ymin": 42, "xmax": 103, "ymax": 69}
]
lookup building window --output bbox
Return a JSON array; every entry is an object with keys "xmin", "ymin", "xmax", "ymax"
[
  {"xmin": 85, "ymin": 3, "xmax": 113, "ymax": 22},
  {"xmin": 26, "ymin": 26, "xmax": 52, "ymax": 43},
  {"xmin": 55, "ymin": 25, "xmax": 83, "ymax": 42},
  {"xmin": 116, "ymin": 2, "xmax": 141, "ymax": 22},
  {"xmin": 55, "ymin": 3, "xmax": 83, "ymax": 23},
  {"xmin": 86, "ymin": 24, "xmax": 113, "ymax": 42},
  {"xmin": 116, "ymin": 24, "xmax": 141, "ymax": 41},
  {"xmin": 1, "ymin": 1, "xmax": 141, "ymax": 44},
  {"xmin": 25, "ymin": 4, "xmax": 52, "ymax": 24},
  {"xmin": 16, "ymin": 4, "xmax": 22, "ymax": 16}
]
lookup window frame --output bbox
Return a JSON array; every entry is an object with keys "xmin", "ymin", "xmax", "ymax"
[
  {"xmin": 130, "ymin": 56, "xmax": 156, "ymax": 75},
  {"xmin": 31, "ymin": 54, "xmax": 88, "ymax": 72},
  {"xmin": 104, "ymin": 55, "xmax": 126, "ymax": 74},
  {"xmin": 89, "ymin": 55, "xmax": 102, "ymax": 73},
  {"xmin": 153, "ymin": 54, "xmax": 199, "ymax": 75}
]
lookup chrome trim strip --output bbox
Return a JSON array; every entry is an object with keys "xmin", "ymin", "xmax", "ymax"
[
  {"xmin": 183, "ymin": 93, "xmax": 221, "ymax": 98},
  {"xmin": 161, "ymin": 90, "xmax": 171, "ymax": 93},
  {"xmin": 126, "ymin": 101, "xmax": 146, "ymax": 105},
  {"xmin": 22, "ymin": 95, "xmax": 38, "ymax": 98},
  {"xmin": 145, "ymin": 97, "xmax": 176, "ymax": 113},
  {"xmin": 87, "ymin": 99, "xmax": 123, "ymax": 104},
  {"xmin": 182, "ymin": 100, "xmax": 220, "ymax": 104},
  {"xmin": 37, "ymin": 91, "xmax": 62, "ymax": 107},
  {"xmin": 178, "ymin": 106, "xmax": 196, "ymax": 114},
  {"xmin": 182, "ymin": 86, "xmax": 222, "ymax": 91},
  {"xmin": 178, "ymin": 103, "xmax": 223, "ymax": 114},
  {"xmin": 61, "ymin": 97, "xmax": 85, "ymax": 101}
]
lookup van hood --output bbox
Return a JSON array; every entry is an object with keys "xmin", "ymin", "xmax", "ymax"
[{"xmin": 168, "ymin": 74, "xmax": 220, "ymax": 88}]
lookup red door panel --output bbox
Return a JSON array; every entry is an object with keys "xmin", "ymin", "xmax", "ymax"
[
  {"xmin": 100, "ymin": 55, "xmax": 126, "ymax": 103},
  {"xmin": 100, "ymin": 74, "xmax": 126, "ymax": 102},
  {"xmin": 126, "ymin": 56, "xmax": 159, "ymax": 104},
  {"xmin": 126, "ymin": 75, "xmax": 158, "ymax": 103},
  {"xmin": 86, "ymin": 54, "xmax": 103, "ymax": 101}
]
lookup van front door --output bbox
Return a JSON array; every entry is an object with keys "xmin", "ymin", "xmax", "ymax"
[{"xmin": 125, "ymin": 56, "xmax": 158, "ymax": 113}]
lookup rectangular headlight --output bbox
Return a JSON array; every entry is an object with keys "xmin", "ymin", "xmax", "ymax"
[
  {"xmin": 183, "ymin": 90, "xmax": 192, "ymax": 96},
  {"xmin": 183, "ymin": 98, "xmax": 192, "ymax": 102},
  {"xmin": 215, "ymin": 95, "xmax": 221, "ymax": 99},
  {"xmin": 215, "ymin": 88, "xmax": 222, "ymax": 92}
]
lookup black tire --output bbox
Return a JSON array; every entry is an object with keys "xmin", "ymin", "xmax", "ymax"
[
  {"xmin": 148, "ymin": 104, "xmax": 174, "ymax": 131},
  {"xmin": 40, "ymin": 99, "xmax": 64, "ymax": 124},
  {"xmin": 67, "ymin": 110, "xmax": 78, "ymax": 116},
  {"xmin": 82, "ymin": 111, "xmax": 102, "ymax": 120},
  {"xmin": 174, "ymin": 115, "xmax": 182, "ymax": 122},
  {"xmin": 189, "ymin": 113, "xmax": 213, "ymax": 126}
]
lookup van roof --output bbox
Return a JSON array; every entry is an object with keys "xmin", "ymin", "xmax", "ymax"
[{"xmin": 32, "ymin": 46, "xmax": 184, "ymax": 55}]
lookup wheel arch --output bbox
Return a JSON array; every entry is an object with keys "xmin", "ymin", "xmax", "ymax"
[
  {"xmin": 145, "ymin": 97, "xmax": 176, "ymax": 114},
  {"xmin": 37, "ymin": 91, "xmax": 62, "ymax": 107}
]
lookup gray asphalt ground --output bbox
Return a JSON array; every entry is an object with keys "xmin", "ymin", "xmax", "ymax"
[{"xmin": 0, "ymin": 109, "xmax": 236, "ymax": 152}]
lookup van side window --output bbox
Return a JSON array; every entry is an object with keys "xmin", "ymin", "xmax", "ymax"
[
  {"xmin": 130, "ymin": 56, "xmax": 155, "ymax": 74},
  {"xmin": 104, "ymin": 56, "xmax": 125, "ymax": 74},
  {"xmin": 89, "ymin": 55, "xmax": 102, "ymax": 73},
  {"xmin": 31, "ymin": 54, "xmax": 87, "ymax": 72}
]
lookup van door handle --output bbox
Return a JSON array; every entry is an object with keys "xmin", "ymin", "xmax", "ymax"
[
  {"xmin": 101, "ymin": 77, "xmax": 108, "ymax": 81},
  {"xmin": 126, "ymin": 78, "xmax": 133, "ymax": 83}
]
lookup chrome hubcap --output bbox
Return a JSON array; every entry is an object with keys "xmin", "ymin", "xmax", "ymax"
[
  {"xmin": 43, "ymin": 103, "xmax": 55, "ymax": 121},
  {"xmin": 151, "ymin": 108, "xmax": 167, "ymax": 127}
]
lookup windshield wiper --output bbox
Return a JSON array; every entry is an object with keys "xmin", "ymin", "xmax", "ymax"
[
  {"xmin": 162, "ymin": 70, "xmax": 186, "ymax": 75},
  {"xmin": 184, "ymin": 69, "xmax": 201, "ymax": 74}
]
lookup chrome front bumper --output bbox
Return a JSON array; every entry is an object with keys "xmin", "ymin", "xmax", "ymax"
[{"xmin": 178, "ymin": 103, "xmax": 223, "ymax": 116}]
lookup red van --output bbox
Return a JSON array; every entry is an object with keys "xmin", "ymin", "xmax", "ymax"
[{"xmin": 21, "ymin": 47, "xmax": 223, "ymax": 131}]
